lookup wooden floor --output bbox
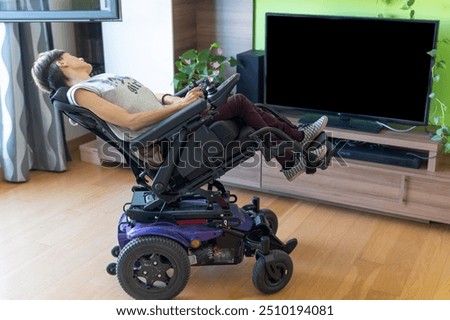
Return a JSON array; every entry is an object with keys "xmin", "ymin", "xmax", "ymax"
[{"xmin": 1, "ymin": 151, "xmax": 450, "ymax": 300}]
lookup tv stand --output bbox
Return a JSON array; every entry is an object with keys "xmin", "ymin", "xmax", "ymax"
[
  {"xmin": 299, "ymin": 113, "xmax": 383, "ymax": 133},
  {"xmin": 220, "ymin": 119, "xmax": 450, "ymax": 225}
]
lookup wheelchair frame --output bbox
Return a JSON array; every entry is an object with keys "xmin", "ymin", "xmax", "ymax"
[{"xmin": 51, "ymin": 73, "xmax": 330, "ymax": 300}]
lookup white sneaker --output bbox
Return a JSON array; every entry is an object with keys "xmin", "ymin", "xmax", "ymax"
[
  {"xmin": 282, "ymin": 144, "xmax": 327, "ymax": 181},
  {"xmin": 306, "ymin": 143, "xmax": 328, "ymax": 164},
  {"xmin": 298, "ymin": 116, "xmax": 328, "ymax": 149}
]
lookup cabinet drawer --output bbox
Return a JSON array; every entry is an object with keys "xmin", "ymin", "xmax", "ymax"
[{"xmin": 402, "ymin": 176, "xmax": 450, "ymax": 223}]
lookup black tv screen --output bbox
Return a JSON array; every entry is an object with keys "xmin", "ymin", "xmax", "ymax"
[{"xmin": 265, "ymin": 13, "xmax": 439, "ymax": 128}]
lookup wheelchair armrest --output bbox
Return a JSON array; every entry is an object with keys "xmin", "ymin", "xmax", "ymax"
[{"xmin": 131, "ymin": 99, "xmax": 208, "ymax": 147}]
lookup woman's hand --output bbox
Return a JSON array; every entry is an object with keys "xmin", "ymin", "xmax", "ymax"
[{"xmin": 179, "ymin": 86, "xmax": 204, "ymax": 108}]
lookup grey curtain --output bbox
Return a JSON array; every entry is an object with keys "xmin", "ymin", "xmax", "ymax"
[{"xmin": 0, "ymin": 2, "xmax": 67, "ymax": 182}]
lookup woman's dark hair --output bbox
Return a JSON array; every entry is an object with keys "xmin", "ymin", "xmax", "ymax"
[{"xmin": 31, "ymin": 49, "xmax": 67, "ymax": 93}]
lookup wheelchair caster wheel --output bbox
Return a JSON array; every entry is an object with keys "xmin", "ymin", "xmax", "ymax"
[
  {"xmin": 106, "ymin": 262, "xmax": 117, "ymax": 276},
  {"xmin": 252, "ymin": 250, "xmax": 293, "ymax": 294},
  {"xmin": 111, "ymin": 245, "xmax": 120, "ymax": 258}
]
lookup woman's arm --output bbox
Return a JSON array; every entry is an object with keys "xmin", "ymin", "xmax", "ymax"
[{"xmin": 74, "ymin": 87, "xmax": 204, "ymax": 131}]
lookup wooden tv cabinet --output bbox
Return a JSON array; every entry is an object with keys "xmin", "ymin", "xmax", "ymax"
[{"xmin": 220, "ymin": 126, "xmax": 450, "ymax": 224}]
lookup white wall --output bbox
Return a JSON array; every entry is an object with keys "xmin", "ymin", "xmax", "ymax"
[{"xmin": 102, "ymin": 0, "xmax": 175, "ymax": 93}]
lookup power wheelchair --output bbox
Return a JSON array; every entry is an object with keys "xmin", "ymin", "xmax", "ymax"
[{"xmin": 51, "ymin": 73, "xmax": 332, "ymax": 300}]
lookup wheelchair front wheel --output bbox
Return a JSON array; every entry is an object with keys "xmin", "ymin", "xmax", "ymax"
[
  {"xmin": 252, "ymin": 250, "xmax": 293, "ymax": 294},
  {"xmin": 116, "ymin": 236, "xmax": 191, "ymax": 300}
]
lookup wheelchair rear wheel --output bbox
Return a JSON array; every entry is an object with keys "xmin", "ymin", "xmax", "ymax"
[
  {"xmin": 252, "ymin": 249, "xmax": 293, "ymax": 294},
  {"xmin": 116, "ymin": 236, "xmax": 191, "ymax": 300}
]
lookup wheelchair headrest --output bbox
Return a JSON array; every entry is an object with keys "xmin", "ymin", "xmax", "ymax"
[{"xmin": 50, "ymin": 87, "xmax": 69, "ymax": 104}]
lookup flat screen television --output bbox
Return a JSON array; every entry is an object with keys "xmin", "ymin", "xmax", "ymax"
[{"xmin": 264, "ymin": 13, "xmax": 439, "ymax": 132}]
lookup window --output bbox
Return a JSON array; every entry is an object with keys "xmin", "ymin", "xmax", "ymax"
[{"xmin": 0, "ymin": 0, "xmax": 121, "ymax": 22}]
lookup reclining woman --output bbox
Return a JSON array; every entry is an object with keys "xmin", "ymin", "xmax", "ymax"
[{"xmin": 31, "ymin": 49, "xmax": 328, "ymax": 181}]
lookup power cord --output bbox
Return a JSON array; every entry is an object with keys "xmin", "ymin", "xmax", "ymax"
[
  {"xmin": 405, "ymin": 152, "xmax": 437, "ymax": 160},
  {"xmin": 375, "ymin": 121, "xmax": 416, "ymax": 132}
]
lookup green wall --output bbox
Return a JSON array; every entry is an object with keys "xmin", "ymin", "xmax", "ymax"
[{"xmin": 253, "ymin": 0, "xmax": 450, "ymax": 130}]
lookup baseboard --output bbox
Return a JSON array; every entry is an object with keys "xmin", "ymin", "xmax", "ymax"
[{"xmin": 67, "ymin": 133, "xmax": 96, "ymax": 153}]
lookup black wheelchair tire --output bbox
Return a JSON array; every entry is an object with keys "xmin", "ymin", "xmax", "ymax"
[
  {"xmin": 252, "ymin": 250, "xmax": 293, "ymax": 294},
  {"xmin": 111, "ymin": 245, "xmax": 120, "ymax": 258},
  {"xmin": 116, "ymin": 236, "xmax": 191, "ymax": 300},
  {"xmin": 106, "ymin": 262, "xmax": 117, "ymax": 276}
]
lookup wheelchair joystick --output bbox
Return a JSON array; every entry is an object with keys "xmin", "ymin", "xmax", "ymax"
[
  {"xmin": 206, "ymin": 73, "xmax": 240, "ymax": 107},
  {"xmin": 205, "ymin": 80, "xmax": 217, "ymax": 96}
]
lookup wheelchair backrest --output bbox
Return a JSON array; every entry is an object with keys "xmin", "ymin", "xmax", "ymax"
[{"xmin": 50, "ymin": 87, "xmax": 146, "ymax": 178}]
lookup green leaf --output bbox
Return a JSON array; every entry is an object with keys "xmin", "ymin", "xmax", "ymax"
[
  {"xmin": 179, "ymin": 49, "xmax": 197, "ymax": 60},
  {"xmin": 173, "ymin": 72, "xmax": 190, "ymax": 91},
  {"xmin": 195, "ymin": 49, "xmax": 208, "ymax": 62},
  {"xmin": 210, "ymin": 42, "xmax": 221, "ymax": 49},
  {"xmin": 427, "ymin": 49, "xmax": 437, "ymax": 57},
  {"xmin": 407, "ymin": 0, "xmax": 415, "ymax": 6},
  {"xmin": 208, "ymin": 54, "xmax": 223, "ymax": 63},
  {"xmin": 229, "ymin": 56, "xmax": 239, "ymax": 67},
  {"xmin": 173, "ymin": 79, "xmax": 180, "ymax": 91},
  {"xmin": 444, "ymin": 142, "xmax": 450, "ymax": 153},
  {"xmin": 437, "ymin": 60, "xmax": 447, "ymax": 69},
  {"xmin": 196, "ymin": 61, "xmax": 207, "ymax": 72},
  {"xmin": 431, "ymin": 134, "xmax": 443, "ymax": 142},
  {"xmin": 381, "ymin": 0, "xmax": 396, "ymax": 5},
  {"xmin": 409, "ymin": 9, "xmax": 415, "ymax": 19},
  {"xmin": 432, "ymin": 116, "xmax": 440, "ymax": 125},
  {"xmin": 173, "ymin": 72, "xmax": 188, "ymax": 81},
  {"xmin": 179, "ymin": 63, "xmax": 196, "ymax": 74}
]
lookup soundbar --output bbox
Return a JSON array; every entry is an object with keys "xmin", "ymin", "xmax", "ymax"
[{"xmin": 333, "ymin": 139, "xmax": 425, "ymax": 169}]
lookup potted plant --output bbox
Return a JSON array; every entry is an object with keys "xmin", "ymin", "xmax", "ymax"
[{"xmin": 173, "ymin": 42, "xmax": 238, "ymax": 92}]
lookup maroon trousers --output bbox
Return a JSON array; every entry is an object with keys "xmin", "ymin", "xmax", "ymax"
[{"xmin": 206, "ymin": 94, "xmax": 304, "ymax": 168}]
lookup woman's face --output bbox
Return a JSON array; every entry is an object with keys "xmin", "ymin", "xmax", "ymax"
[{"xmin": 58, "ymin": 52, "xmax": 93, "ymax": 74}]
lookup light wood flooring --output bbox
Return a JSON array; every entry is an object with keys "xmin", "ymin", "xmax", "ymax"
[{"xmin": 1, "ymin": 151, "xmax": 450, "ymax": 300}]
